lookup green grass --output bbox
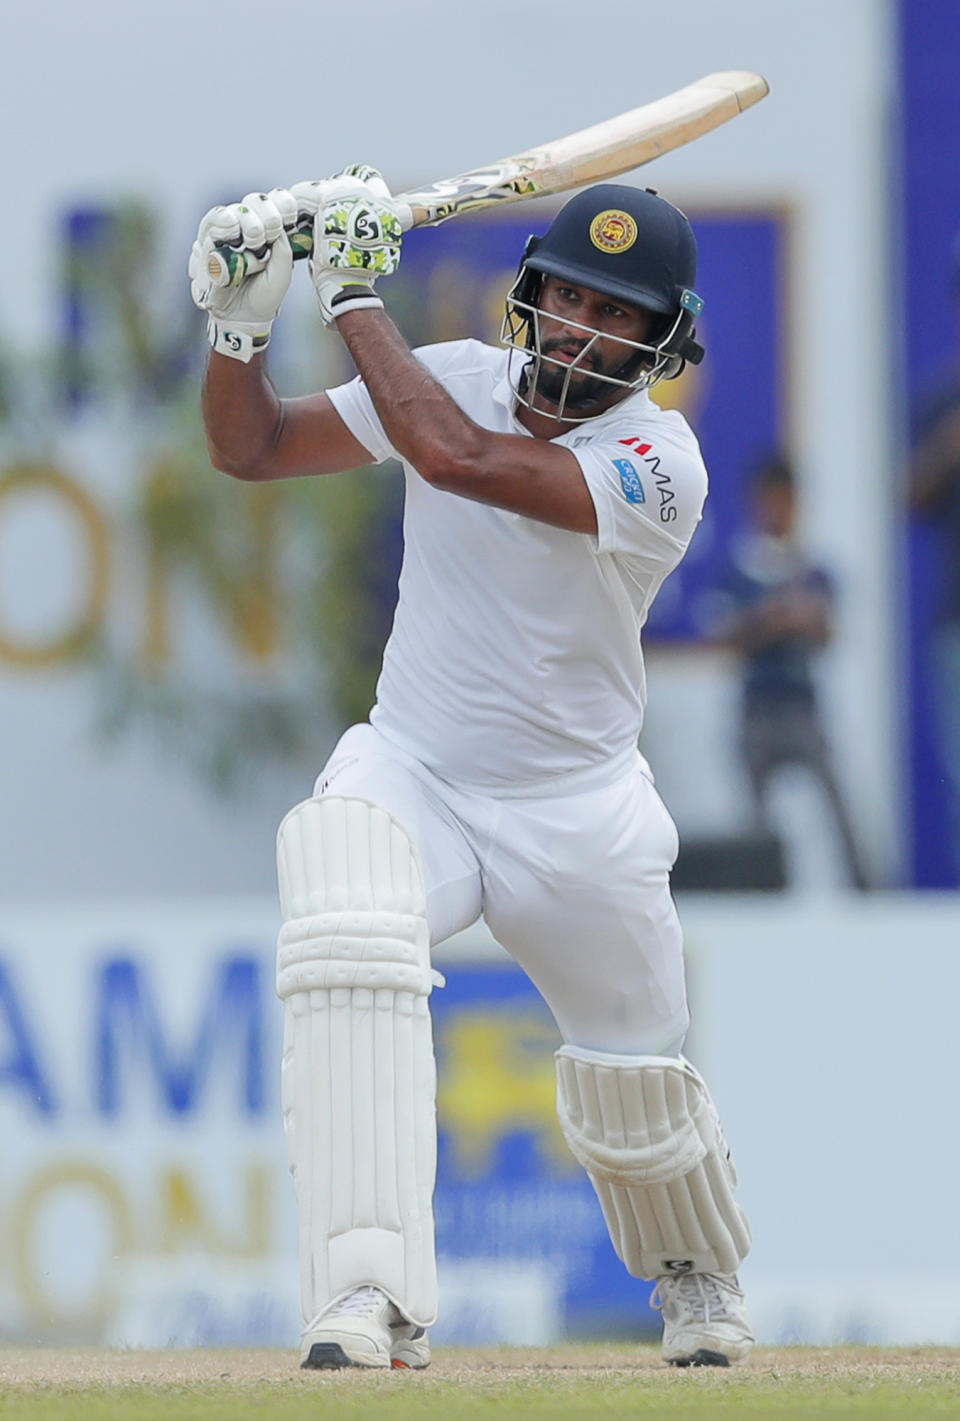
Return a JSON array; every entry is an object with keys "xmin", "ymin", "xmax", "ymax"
[{"xmin": 2, "ymin": 1346, "xmax": 959, "ymax": 1420}]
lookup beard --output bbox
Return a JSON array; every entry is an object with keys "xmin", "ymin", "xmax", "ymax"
[
  {"xmin": 531, "ymin": 360, "xmax": 609, "ymax": 410},
  {"xmin": 528, "ymin": 341, "xmax": 610, "ymax": 410},
  {"xmin": 527, "ymin": 334, "xmax": 653, "ymax": 412},
  {"xmin": 534, "ymin": 354, "xmax": 657, "ymax": 414}
]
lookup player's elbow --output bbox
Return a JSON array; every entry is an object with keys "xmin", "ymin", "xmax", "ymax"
[
  {"xmin": 206, "ymin": 438, "xmax": 269, "ymax": 482},
  {"xmin": 416, "ymin": 456, "xmax": 466, "ymax": 491},
  {"xmin": 413, "ymin": 429, "xmax": 491, "ymax": 491}
]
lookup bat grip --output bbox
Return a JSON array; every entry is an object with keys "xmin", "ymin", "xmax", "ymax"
[{"xmin": 207, "ymin": 225, "xmax": 314, "ymax": 289}]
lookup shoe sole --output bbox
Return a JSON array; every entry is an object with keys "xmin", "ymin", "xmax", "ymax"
[
  {"xmin": 390, "ymin": 1336, "xmax": 430, "ymax": 1370},
  {"xmin": 668, "ymin": 1348, "xmax": 731, "ymax": 1368},
  {"xmin": 301, "ymin": 1343, "xmax": 388, "ymax": 1370}
]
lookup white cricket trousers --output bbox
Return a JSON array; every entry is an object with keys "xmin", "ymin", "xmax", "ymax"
[{"xmin": 313, "ymin": 724, "xmax": 690, "ymax": 1056}]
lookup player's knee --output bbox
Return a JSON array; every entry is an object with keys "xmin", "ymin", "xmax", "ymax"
[{"xmin": 276, "ymin": 795, "xmax": 431, "ymax": 1000}]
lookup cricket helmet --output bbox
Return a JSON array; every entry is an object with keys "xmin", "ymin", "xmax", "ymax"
[{"xmin": 501, "ymin": 183, "xmax": 705, "ymax": 420}]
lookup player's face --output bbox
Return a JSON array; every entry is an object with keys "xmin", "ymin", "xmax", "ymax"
[{"xmin": 532, "ymin": 276, "xmax": 654, "ymax": 411}]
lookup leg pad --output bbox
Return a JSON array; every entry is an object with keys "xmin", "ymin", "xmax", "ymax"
[
  {"xmin": 555, "ymin": 1046, "xmax": 751, "ymax": 1278},
  {"xmin": 277, "ymin": 796, "xmax": 438, "ymax": 1327}
]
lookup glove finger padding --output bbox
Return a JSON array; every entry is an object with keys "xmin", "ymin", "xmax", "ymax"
[
  {"xmin": 237, "ymin": 191, "xmax": 282, "ymax": 248},
  {"xmin": 266, "ymin": 186, "xmax": 299, "ymax": 233},
  {"xmin": 334, "ymin": 163, "xmax": 393, "ymax": 202},
  {"xmin": 189, "ymin": 191, "xmax": 294, "ymax": 359},
  {"xmin": 288, "ymin": 178, "xmax": 330, "ymax": 224},
  {"xmin": 194, "ymin": 202, "xmax": 243, "ymax": 253}
]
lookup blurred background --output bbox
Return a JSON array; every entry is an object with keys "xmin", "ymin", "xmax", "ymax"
[{"xmin": 1, "ymin": 0, "xmax": 958, "ymax": 1351}]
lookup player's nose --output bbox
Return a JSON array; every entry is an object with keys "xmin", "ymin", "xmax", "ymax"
[{"xmin": 544, "ymin": 318, "xmax": 588, "ymax": 350}]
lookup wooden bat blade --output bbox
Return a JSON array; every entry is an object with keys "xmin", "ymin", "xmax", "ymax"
[
  {"xmin": 207, "ymin": 71, "xmax": 768, "ymax": 287},
  {"xmin": 401, "ymin": 70, "xmax": 769, "ymax": 227}
]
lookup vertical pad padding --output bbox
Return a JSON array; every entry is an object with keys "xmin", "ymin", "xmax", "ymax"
[
  {"xmin": 555, "ymin": 1046, "xmax": 751, "ymax": 1279},
  {"xmin": 276, "ymin": 796, "xmax": 437, "ymax": 1327}
]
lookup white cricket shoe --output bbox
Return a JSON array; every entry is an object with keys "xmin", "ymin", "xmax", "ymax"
[
  {"xmin": 651, "ymin": 1272, "xmax": 754, "ymax": 1367},
  {"xmin": 300, "ymin": 1285, "xmax": 431, "ymax": 1370}
]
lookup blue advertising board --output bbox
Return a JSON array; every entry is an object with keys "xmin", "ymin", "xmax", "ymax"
[
  {"xmin": 432, "ymin": 963, "xmax": 658, "ymax": 1340},
  {"xmin": 0, "ymin": 909, "xmax": 660, "ymax": 1346},
  {"xmin": 898, "ymin": 0, "xmax": 960, "ymax": 886}
]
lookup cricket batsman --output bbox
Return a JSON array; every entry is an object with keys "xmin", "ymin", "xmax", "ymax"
[{"xmin": 190, "ymin": 167, "xmax": 754, "ymax": 1369}]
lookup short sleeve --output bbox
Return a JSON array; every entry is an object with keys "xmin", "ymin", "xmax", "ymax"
[
  {"xmin": 571, "ymin": 432, "xmax": 708, "ymax": 559},
  {"xmin": 326, "ymin": 374, "xmax": 396, "ymax": 465},
  {"xmin": 325, "ymin": 340, "xmax": 492, "ymax": 467}
]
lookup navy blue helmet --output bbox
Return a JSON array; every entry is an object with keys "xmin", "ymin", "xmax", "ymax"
[{"xmin": 501, "ymin": 184, "xmax": 704, "ymax": 419}]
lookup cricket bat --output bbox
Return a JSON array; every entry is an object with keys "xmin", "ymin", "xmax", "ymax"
[{"xmin": 209, "ymin": 70, "xmax": 768, "ymax": 288}]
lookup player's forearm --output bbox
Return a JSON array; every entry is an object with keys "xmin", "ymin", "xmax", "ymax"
[
  {"xmin": 335, "ymin": 310, "xmax": 490, "ymax": 479},
  {"xmin": 202, "ymin": 351, "xmax": 286, "ymax": 480},
  {"xmin": 335, "ymin": 309, "xmax": 596, "ymax": 532}
]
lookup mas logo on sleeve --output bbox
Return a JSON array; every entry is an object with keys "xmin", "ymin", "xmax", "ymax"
[
  {"xmin": 612, "ymin": 457, "xmax": 645, "ymax": 504},
  {"xmin": 618, "ymin": 437, "xmax": 677, "ymax": 523}
]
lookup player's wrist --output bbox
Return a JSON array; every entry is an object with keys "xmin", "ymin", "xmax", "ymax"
[
  {"xmin": 330, "ymin": 284, "xmax": 385, "ymax": 318},
  {"xmin": 312, "ymin": 271, "xmax": 383, "ymax": 325},
  {"xmin": 206, "ymin": 315, "xmax": 274, "ymax": 363}
]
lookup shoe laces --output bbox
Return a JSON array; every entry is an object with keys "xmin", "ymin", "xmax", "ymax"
[
  {"xmin": 650, "ymin": 1272, "xmax": 743, "ymax": 1322},
  {"xmin": 309, "ymin": 1285, "xmax": 386, "ymax": 1328}
]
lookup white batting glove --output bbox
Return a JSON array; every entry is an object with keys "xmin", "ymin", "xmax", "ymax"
[
  {"xmin": 288, "ymin": 164, "xmax": 393, "ymax": 230},
  {"xmin": 188, "ymin": 189, "xmax": 295, "ymax": 362},
  {"xmin": 307, "ymin": 166, "xmax": 405, "ymax": 324}
]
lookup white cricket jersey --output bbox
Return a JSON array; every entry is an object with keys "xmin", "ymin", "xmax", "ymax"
[{"xmin": 326, "ymin": 339, "xmax": 708, "ymax": 793}]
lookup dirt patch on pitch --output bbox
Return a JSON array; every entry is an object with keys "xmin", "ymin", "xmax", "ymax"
[{"xmin": 2, "ymin": 1345, "xmax": 960, "ymax": 1390}]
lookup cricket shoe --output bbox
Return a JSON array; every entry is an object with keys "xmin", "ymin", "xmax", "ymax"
[
  {"xmin": 300, "ymin": 1285, "xmax": 431, "ymax": 1370},
  {"xmin": 651, "ymin": 1272, "xmax": 754, "ymax": 1367}
]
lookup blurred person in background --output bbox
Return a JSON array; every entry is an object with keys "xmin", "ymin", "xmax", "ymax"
[
  {"xmin": 703, "ymin": 456, "xmax": 869, "ymax": 889},
  {"xmin": 909, "ymin": 238, "xmax": 960, "ymax": 880}
]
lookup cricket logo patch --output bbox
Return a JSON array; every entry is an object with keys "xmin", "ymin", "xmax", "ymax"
[
  {"xmin": 589, "ymin": 210, "xmax": 638, "ymax": 254},
  {"xmin": 612, "ymin": 457, "xmax": 645, "ymax": 504}
]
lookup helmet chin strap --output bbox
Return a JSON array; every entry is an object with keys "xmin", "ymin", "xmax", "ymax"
[{"xmin": 610, "ymin": 348, "xmax": 654, "ymax": 386}]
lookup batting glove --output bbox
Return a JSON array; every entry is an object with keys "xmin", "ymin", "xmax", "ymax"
[
  {"xmin": 188, "ymin": 189, "xmax": 296, "ymax": 362},
  {"xmin": 308, "ymin": 166, "xmax": 405, "ymax": 324}
]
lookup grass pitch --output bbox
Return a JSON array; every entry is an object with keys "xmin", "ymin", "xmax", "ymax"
[{"xmin": 1, "ymin": 1345, "xmax": 959, "ymax": 1419}]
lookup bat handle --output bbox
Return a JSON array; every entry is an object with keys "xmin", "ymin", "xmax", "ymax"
[
  {"xmin": 206, "ymin": 201, "xmax": 417, "ymax": 289},
  {"xmin": 207, "ymin": 224, "xmax": 314, "ymax": 289}
]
